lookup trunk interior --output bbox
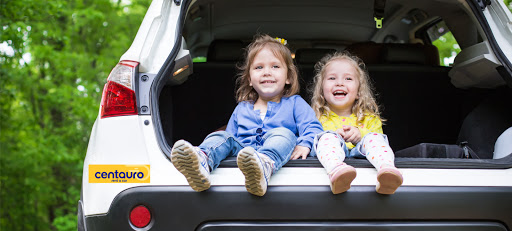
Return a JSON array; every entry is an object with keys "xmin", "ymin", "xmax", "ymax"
[{"xmin": 158, "ymin": 41, "xmax": 512, "ymax": 166}]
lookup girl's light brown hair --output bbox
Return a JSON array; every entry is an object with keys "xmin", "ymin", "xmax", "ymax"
[
  {"xmin": 235, "ymin": 34, "xmax": 299, "ymax": 102},
  {"xmin": 310, "ymin": 51, "xmax": 383, "ymax": 124}
]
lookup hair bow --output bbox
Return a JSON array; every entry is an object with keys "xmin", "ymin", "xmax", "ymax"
[{"xmin": 275, "ymin": 37, "xmax": 288, "ymax": 45}]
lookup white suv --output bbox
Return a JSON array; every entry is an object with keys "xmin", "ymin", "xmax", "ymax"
[{"xmin": 78, "ymin": 0, "xmax": 512, "ymax": 230}]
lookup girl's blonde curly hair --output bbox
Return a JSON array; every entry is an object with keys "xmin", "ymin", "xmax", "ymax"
[
  {"xmin": 310, "ymin": 51, "xmax": 383, "ymax": 124},
  {"xmin": 235, "ymin": 34, "xmax": 299, "ymax": 102}
]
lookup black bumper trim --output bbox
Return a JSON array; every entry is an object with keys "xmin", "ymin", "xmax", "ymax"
[{"xmin": 84, "ymin": 185, "xmax": 512, "ymax": 230}]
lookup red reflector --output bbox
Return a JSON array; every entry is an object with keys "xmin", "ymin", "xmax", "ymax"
[
  {"xmin": 129, "ymin": 205, "xmax": 151, "ymax": 228},
  {"xmin": 119, "ymin": 60, "xmax": 139, "ymax": 68},
  {"xmin": 101, "ymin": 81, "xmax": 138, "ymax": 118}
]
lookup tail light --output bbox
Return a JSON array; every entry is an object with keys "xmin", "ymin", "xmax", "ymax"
[
  {"xmin": 101, "ymin": 60, "xmax": 139, "ymax": 118},
  {"xmin": 129, "ymin": 205, "xmax": 151, "ymax": 228}
]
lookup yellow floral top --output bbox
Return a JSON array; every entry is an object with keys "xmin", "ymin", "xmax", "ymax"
[{"xmin": 319, "ymin": 111, "xmax": 383, "ymax": 149}]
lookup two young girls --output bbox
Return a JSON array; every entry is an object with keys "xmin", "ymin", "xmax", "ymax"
[
  {"xmin": 171, "ymin": 34, "xmax": 402, "ymax": 196},
  {"xmin": 170, "ymin": 34, "xmax": 323, "ymax": 196},
  {"xmin": 310, "ymin": 52, "xmax": 403, "ymax": 194}
]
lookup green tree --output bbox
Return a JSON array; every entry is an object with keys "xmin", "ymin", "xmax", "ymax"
[
  {"xmin": 505, "ymin": 0, "xmax": 512, "ymax": 11},
  {"xmin": 0, "ymin": 0, "xmax": 150, "ymax": 230},
  {"xmin": 433, "ymin": 31, "xmax": 461, "ymax": 66}
]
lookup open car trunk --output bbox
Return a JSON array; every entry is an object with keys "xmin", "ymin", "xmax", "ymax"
[
  {"xmin": 158, "ymin": 62, "xmax": 512, "ymax": 169},
  {"xmin": 156, "ymin": 0, "xmax": 512, "ymax": 169}
]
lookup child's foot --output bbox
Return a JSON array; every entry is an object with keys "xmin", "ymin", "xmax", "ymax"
[
  {"xmin": 170, "ymin": 140, "xmax": 211, "ymax": 192},
  {"xmin": 376, "ymin": 166, "xmax": 403, "ymax": 194},
  {"xmin": 237, "ymin": 147, "xmax": 274, "ymax": 196},
  {"xmin": 329, "ymin": 164, "xmax": 357, "ymax": 194}
]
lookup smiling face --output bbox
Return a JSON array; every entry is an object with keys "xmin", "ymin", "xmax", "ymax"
[
  {"xmin": 249, "ymin": 46, "xmax": 290, "ymax": 103},
  {"xmin": 322, "ymin": 59, "xmax": 360, "ymax": 117}
]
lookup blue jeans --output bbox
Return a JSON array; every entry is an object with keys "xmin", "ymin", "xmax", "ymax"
[
  {"xmin": 313, "ymin": 131, "xmax": 390, "ymax": 158},
  {"xmin": 198, "ymin": 127, "xmax": 297, "ymax": 173}
]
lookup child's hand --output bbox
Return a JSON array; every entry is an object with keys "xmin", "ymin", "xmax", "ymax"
[
  {"xmin": 290, "ymin": 145, "xmax": 311, "ymax": 160},
  {"xmin": 342, "ymin": 125, "xmax": 361, "ymax": 144},
  {"xmin": 335, "ymin": 128, "xmax": 345, "ymax": 137}
]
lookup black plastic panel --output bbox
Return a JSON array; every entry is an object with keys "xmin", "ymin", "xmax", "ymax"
[
  {"xmin": 199, "ymin": 221, "xmax": 507, "ymax": 231},
  {"xmin": 84, "ymin": 185, "xmax": 512, "ymax": 230},
  {"xmin": 77, "ymin": 200, "xmax": 85, "ymax": 231},
  {"xmin": 218, "ymin": 155, "xmax": 512, "ymax": 169}
]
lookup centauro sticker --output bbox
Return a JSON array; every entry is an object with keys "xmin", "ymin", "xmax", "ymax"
[{"xmin": 89, "ymin": 165, "xmax": 150, "ymax": 183}]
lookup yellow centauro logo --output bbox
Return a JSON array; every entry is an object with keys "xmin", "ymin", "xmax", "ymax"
[{"xmin": 89, "ymin": 165, "xmax": 150, "ymax": 183}]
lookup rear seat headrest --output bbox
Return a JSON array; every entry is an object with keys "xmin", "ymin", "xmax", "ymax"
[
  {"xmin": 344, "ymin": 41, "xmax": 384, "ymax": 65},
  {"xmin": 207, "ymin": 40, "xmax": 245, "ymax": 62},
  {"xmin": 344, "ymin": 42, "xmax": 440, "ymax": 66},
  {"xmin": 295, "ymin": 48, "xmax": 337, "ymax": 64},
  {"xmin": 383, "ymin": 44, "xmax": 439, "ymax": 65}
]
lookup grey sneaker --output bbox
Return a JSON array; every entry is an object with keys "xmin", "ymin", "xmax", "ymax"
[
  {"xmin": 170, "ymin": 140, "xmax": 211, "ymax": 192},
  {"xmin": 237, "ymin": 147, "xmax": 274, "ymax": 196}
]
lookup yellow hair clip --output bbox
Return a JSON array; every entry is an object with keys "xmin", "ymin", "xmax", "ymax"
[{"xmin": 275, "ymin": 37, "xmax": 288, "ymax": 45}]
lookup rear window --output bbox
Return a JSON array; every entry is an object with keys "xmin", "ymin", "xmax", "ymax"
[{"xmin": 428, "ymin": 20, "xmax": 461, "ymax": 66}]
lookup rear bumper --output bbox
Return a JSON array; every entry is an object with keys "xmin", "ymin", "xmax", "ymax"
[{"xmin": 81, "ymin": 185, "xmax": 512, "ymax": 230}]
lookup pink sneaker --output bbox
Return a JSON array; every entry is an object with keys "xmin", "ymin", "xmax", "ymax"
[
  {"xmin": 376, "ymin": 166, "xmax": 403, "ymax": 194},
  {"xmin": 328, "ymin": 165, "xmax": 357, "ymax": 194}
]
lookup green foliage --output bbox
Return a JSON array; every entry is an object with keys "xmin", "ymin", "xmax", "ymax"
[
  {"xmin": 505, "ymin": 0, "xmax": 512, "ymax": 11},
  {"xmin": 0, "ymin": 0, "xmax": 150, "ymax": 230},
  {"xmin": 433, "ymin": 31, "xmax": 461, "ymax": 66},
  {"xmin": 193, "ymin": 56, "xmax": 207, "ymax": 63}
]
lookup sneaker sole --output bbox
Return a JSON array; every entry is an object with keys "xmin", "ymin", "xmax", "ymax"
[
  {"xmin": 376, "ymin": 168, "xmax": 403, "ymax": 195},
  {"xmin": 171, "ymin": 140, "xmax": 210, "ymax": 192},
  {"xmin": 330, "ymin": 166, "xmax": 357, "ymax": 194},
  {"xmin": 237, "ymin": 148, "xmax": 266, "ymax": 196}
]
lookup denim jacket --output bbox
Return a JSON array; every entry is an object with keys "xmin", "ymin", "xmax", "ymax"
[{"xmin": 226, "ymin": 95, "xmax": 324, "ymax": 151}]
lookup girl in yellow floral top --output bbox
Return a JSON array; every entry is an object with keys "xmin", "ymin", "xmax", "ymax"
[{"xmin": 310, "ymin": 52, "xmax": 403, "ymax": 195}]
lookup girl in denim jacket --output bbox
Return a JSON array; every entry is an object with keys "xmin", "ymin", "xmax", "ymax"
[{"xmin": 170, "ymin": 35, "xmax": 323, "ymax": 196}]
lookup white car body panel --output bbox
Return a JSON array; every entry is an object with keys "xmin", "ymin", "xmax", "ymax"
[
  {"xmin": 120, "ymin": 0, "xmax": 181, "ymax": 73},
  {"xmin": 83, "ymin": 111, "xmax": 512, "ymax": 215},
  {"xmin": 486, "ymin": 0, "xmax": 512, "ymax": 58}
]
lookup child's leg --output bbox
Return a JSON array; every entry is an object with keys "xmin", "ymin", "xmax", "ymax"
[
  {"xmin": 359, "ymin": 133, "xmax": 403, "ymax": 194},
  {"xmin": 359, "ymin": 133, "xmax": 395, "ymax": 170},
  {"xmin": 256, "ymin": 127, "xmax": 297, "ymax": 171},
  {"xmin": 316, "ymin": 132, "xmax": 357, "ymax": 194},
  {"xmin": 199, "ymin": 131, "xmax": 245, "ymax": 170},
  {"xmin": 316, "ymin": 133, "xmax": 346, "ymax": 172},
  {"xmin": 237, "ymin": 127, "xmax": 296, "ymax": 196},
  {"xmin": 171, "ymin": 131, "xmax": 243, "ymax": 192}
]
